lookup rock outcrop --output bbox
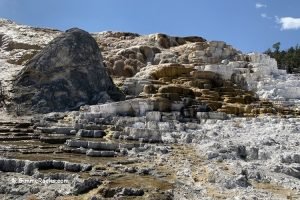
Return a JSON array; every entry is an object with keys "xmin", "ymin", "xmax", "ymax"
[{"xmin": 12, "ymin": 28, "xmax": 124, "ymax": 113}]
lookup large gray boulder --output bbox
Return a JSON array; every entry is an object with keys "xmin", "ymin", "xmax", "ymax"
[{"xmin": 13, "ymin": 28, "xmax": 124, "ymax": 113}]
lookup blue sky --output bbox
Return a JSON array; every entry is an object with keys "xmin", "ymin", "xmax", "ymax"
[{"xmin": 0, "ymin": 0, "xmax": 299, "ymax": 53}]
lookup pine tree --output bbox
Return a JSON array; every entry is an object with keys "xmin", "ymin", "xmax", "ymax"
[{"xmin": 265, "ymin": 43, "xmax": 300, "ymax": 74}]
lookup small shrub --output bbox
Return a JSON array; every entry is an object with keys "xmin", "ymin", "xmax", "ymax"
[{"xmin": 124, "ymin": 65, "xmax": 136, "ymax": 77}]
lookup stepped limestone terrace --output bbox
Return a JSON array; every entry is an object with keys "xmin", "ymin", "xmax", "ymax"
[{"xmin": 0, "ymin": 19, "xmax": 300, "ymax": 199}]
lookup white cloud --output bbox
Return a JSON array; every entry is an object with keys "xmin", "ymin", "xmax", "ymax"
[
  {"xmin": 256, "ymin": 3, "xmax": 267, "ymax": 9},
  {"xmin": 276, "ymin": 17, "xmax": 300, "ymax": 30},
  {"xmin": 260, "ymin": 13, "xmax": 272, "ymax": 20}
]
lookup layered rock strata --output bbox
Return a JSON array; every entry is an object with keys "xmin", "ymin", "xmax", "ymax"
[{"xmin": 0, "ymin": 19, "xmax": 300, "ymax": 200}]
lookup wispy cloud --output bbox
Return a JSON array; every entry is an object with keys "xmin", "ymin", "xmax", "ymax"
[
  {"xmin": 256, "ymin": 3, "xmax": 267, "ymax": 9},
  {"xmin": 276, "ymin": 16, "xmax": 300, "ymax": 30},
  {"xmin": 261, "ymin": 13, "xmax": 272, "ymax": 20}
]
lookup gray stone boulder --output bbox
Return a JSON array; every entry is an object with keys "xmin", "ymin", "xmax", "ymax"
[
  {"xmin": 86, "ymin": 149, "xmax": 115, "ymax": 157},
  {"xmin": 274, "ymin": 164, "xmax": 300, "ymax": 179},
  {"xmin": 77, "ymin": 129, "xmax": 105, "ymax": 138},
  {"xmin": 66, "ymin": 140, "xmax": 89, "ymax": 148},
  {"xmin": 65, "ymin": 140, "xmax": 122, "ymax": 151},
  {"xmin": 72, "ymin": 177, "xmax": 101, "ymax": 195},
  {"xmin": 196, "ymin": 112, "xmax": 228, "ymax": 120},
  {"xmin": 13, "ymin": 28, "xmax": 124, "ymax": 113},
  {"xmin": 87, "ymin": 141, "xmax": 119, "ymax": 151},
  {"xmin": 123, "ymin": 127, "xmax": 162, "ymax": 142}
]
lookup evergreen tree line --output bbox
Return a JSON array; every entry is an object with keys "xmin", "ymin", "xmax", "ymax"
[{"xmin": 264, "ymin": 42, "xmax": 300, "ymax": 74}]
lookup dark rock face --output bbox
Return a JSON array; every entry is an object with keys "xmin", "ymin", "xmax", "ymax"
[{"xmin": 13, "ymin": 28, "xmax": 124, "ymax": 113}]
